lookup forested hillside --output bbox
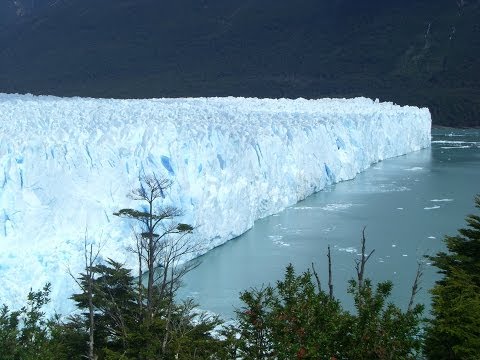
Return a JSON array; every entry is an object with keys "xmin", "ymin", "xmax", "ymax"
[{"xmin": 0, "ymin": 0, "xmax": 478, "ymax": 126}]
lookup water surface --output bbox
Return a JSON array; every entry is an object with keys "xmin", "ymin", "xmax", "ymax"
[{"xmin": 179, "ymin": 128, "xmax": 480, "ymax": 319}]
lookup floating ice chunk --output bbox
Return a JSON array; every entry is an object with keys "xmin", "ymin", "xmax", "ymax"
[
  {"xmin": 337, "ymin": 247, "xmax": 357, "ymax": 253},
  {"xmin": 430, "ymin": 198, "xmax": 453, "ymax": 202},
  {"xmin": 392, "ymin": 244, "xmax": 397, "ymax": 248},
  {"xmin": 432, "ymin": 140, "xmax": 479, "ymax": 146},
  {"xmin": 268, "ymin": 235, "xmax": 290, "ymax": 246},
  {"xmin": 404, "ymin": 167, "xmax": 423, "ymax": 171},
  {"xmin": 397, "ymin": 207, "xmax": 404, "ymax": 210},
  {"xmin": 380, "ymin": 186, "xmax": 410, "ymax": 193},
  {"xmin": 322, "ymin": 225, "xmax": 336, "ymax": 233},
  {"xmin": 320, "ymin": 203, "xmax": 354, "ymax": 211},
  {"xmin": 428, "ymin": 236, "xmax": 436, "ymax": 239},
  {"xmin": 424, "ymin": 206, "xmax": 441, "ymax": 210},
  {"xmin": 441, "ymin": 146, "xmax": 471, "ymax": 149},
  {"xmin": 269, "ymin": 235, "xmax": 290, "ymax": 247}
]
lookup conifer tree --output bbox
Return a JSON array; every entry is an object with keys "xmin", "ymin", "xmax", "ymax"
[
  {"xmin": 70, "ymin": 258, "xmax": 139, "ymax": 358},
  {"xmin": 424, "ymin": 195, "xmax": 480, "ymax": 359}
]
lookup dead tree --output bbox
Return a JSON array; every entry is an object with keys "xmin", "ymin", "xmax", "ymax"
[
  {"xmin": 355, "ymin": 227, "xmax": 375, "ymax": 290},
  {"xmin": 408, "ymin": 261, "xmax": 424, "ymax": 312},
  {"xmin": 114, "ymin": 173, "xmax": 203, "ymax": 353},
  {"xmin": 69, "ymin": 233, "xmax": 102, "ymax": 360},
  {"xmin": 327, "ymin": 245, "xmax": 334, "ymax": 299}
]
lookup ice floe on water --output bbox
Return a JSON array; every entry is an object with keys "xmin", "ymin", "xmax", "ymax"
[
  {"xmin": 322, "ymin": 225, "xmax": 337, "ymax": 233},
  {"xmin": 430, "ymin": 198, "xmax": 453, "ymax": 202},
  {"xmin": 268, "ymin": 235, "xmax": 290, "ymax": 247},
  {"xmin": 432, "ymin": 140, "xmax": 480, "ymax": 145},
  {"xmin": 378, "ymin": 185, "xmax": 410, "ymax": 193},
  {"xmin": 403, "ymin": 167, "xmax": 424, "ymax": 171},
  {"xmin": 432, "ymin": 140, "xmax": 480, "ymax": 149},
  {"xmin": 428, "ymin": 236, "xmax": 436, "ymax": 239},
  {"xmin": 320, "ymin": 203, "xmax": 355, "ymax": 211},
  {"xmin": 292, "ymin": 206, "xmax": 319, "ymax": 210},
  {"xmin": 335, "ymin": 246, "xmax": 357, "ymax": 253},
  {"xmin": 424, "ymin": 206, "xmax": 441, "ymax": 210}
]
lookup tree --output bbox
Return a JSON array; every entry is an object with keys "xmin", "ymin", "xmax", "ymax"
[
  {"xmin": 69, "ymin": 236, "xmax": 102, "ymax": 360},
  {"xmin": 114, "ymin": 175, "xmax": 198, "ymax": 319},
  {"xmin": 424, "ymin": 195, "xmax": 480, "ymax": 359},
  {"xmin": 0, "ymin": 284, "xmax": 60, "ymax": 360},
  {"xmin": 113, "ymin": 174, "xmax": 217, "ymax": 358},
  {"xmin": 70, "ymin": 258, "xmax": 139, "ymax": 359},
  {"xmin": 345, "ymin": 279, "xmax": 423, "ymax": 359},
  {"xmin": 231, "ymin": 229, "xmax": 424, "ymax": 359},
  {"xmin": 0, "ymin": 304, "xmax": 21, "ymax": 359},
  {"xmin": 344, "ymin": 229, "xmax": 424, "ymax": 359},
  {"xmin": 46, "ymin": 315, "xmax": 87, "ymax": 360}
]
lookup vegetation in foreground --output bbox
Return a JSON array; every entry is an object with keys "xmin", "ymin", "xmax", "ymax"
[
  {"xmin": 1, "ymin": 176, "xmax": 479, "ymax": 359},
  {"xmin": 423, "ymin": 196, "xmax": 480, "ymax": 359}
]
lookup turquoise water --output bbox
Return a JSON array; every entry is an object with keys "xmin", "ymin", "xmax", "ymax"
[{"xmin": 179, "ymin": 128, "xmax": 480, "ymax": 319}]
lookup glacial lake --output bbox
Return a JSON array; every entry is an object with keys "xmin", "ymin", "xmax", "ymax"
[{"xmin": 178, "ymin": 128, "xmax": 480, "ymax": 319}]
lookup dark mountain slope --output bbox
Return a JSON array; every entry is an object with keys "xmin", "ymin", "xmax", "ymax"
[{"xmin": 0, "ymin": 0, "xmax": 478, "ymax": 126}]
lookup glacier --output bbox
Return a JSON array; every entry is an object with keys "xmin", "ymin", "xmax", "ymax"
[{"xmin": 0, "ymin": 94, "xmax": 431, "ymax": 313}]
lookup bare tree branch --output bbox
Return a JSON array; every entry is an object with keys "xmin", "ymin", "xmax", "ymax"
[
  {"xmin": 355, "ymin": 226, "xmax": 375, "ymax": 290},
  {"xmin": 327, "ymin": 245, "xmax": 334, "ymax": 300},
  {"xmin": 67, "ymin": 230, "xmax": 103, "ymax": 360},
  {"xmin": 408, "ymin": 261, "xmax": 424, "ymax": 311},
  {"xmin": 311, "ymin": 262, "xmax": 321, "ymax": 292}
]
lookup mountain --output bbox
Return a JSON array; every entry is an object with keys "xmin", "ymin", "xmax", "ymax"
[
  {"xmin": 0, "ymin": 0, "xmax": 65, "ymax": 26},
  {"xmin": 0, "ymin": 0, "xmax": 478, "ymax": 126}
]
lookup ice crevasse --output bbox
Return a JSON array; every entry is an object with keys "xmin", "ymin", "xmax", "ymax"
[{"xmin": 0, "ymin": 94, "xmax": 431, "ymax": 312}]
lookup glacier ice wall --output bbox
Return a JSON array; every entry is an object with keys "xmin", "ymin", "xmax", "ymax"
[{"xmin": 0, "ymin": 94, "xmax": 431, "ymax": 312}]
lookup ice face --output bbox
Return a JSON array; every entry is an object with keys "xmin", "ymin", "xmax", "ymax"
[{"xmin": 0, "ymin": 94, "xmax": 431, "ymax": 312}]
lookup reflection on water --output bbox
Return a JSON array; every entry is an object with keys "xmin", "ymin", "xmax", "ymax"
[{"xmin": 178, "ymin": 128, "xmax": 480, "ymax": 319}]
